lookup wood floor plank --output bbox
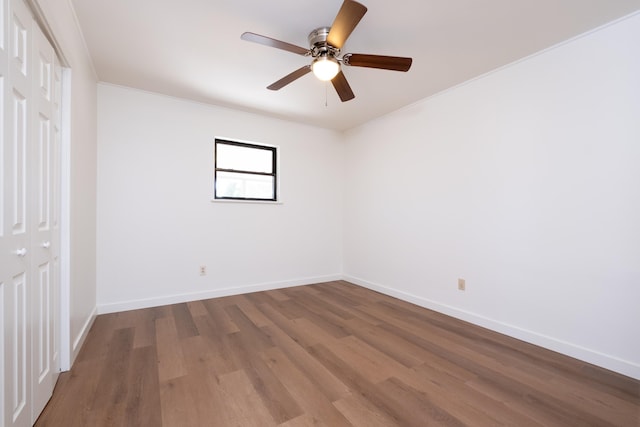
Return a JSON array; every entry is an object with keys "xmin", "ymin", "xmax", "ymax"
[
  {"xmin": 329, "ymin": 335, "xmax": 408, "ymax": 383},
  {"xmin": 341, "ymin": 316, "xmax": 429, "ymax": 367},
  {"xmin": 186, "ymin": 299, "xmax": 208, "ymax": 317},
  {"xmin": 226, "ymin": 330, "xmax": 303, "ymax": 423},
  {"xmin": 467, "ymin": 376, "xmax": 597, "ymax": 426},
  {"xmin": 257, "ymin": 300, "xmax": 337, "ymax": 348},
  {"xmin": 171, "ymin": 302, "xmax": 199, "ymax": 339},
  {"xmin": 318, "ymin": 281, "xmax": 378, "ymax": 306},
  {"xmin": 79, "ymin": 327, "xmax": 135, "ymax": 426},
  {"xmin": 281, "ymin": 287, "xmax": 355, "ymax": 322},
  {"xmin": 377, "ymin": 376, "xmax": 466, "ymax": 427},
  {"xmin": 191, "ymin": 314, "xmax": 238, "ymax": 374},
  {"xmin": 217, "ymin": 369, "xmax": 277, "ymax": 427},
  {"xmin": 124, "ymin": 345, "xmax": 163, "ymax": 426},
  {"xmin": 333, "ymin": 393, "xmax": 402, "ymax": 427},
  {"xmin": 202, "ymin": 298, "xmax": 240, "ymax": 334},
  {"xmin": 287, "ymin": 298, "xmax": 351, "ymax": 339},
  {"xmin": 263, "ymin": 324, "xmax": 352, "ymax": 402},
  {"xmin": 176, "ymin": 335, "xmax": 229, "ymax": 425},
  {"xmin": 579, "ymin": 364, "xmax": 640, "ymax": 401},
  {"xmin": 307, "ymin": 343, "xmax": 422, "ymax": 427},
  {"xmin": 72, "ymin": 314, "xmax": 114, "ymax": 363},
  {"xmin": 262, "ymin": 346, "xmax": 353, "ymax": 427},
  {"xmin": 273, "ymin": 298, "xmax": 310, "ymax": 320},
  {"xmin": 229, "ymin": 294, "xmax": 274, "ymax": 327},
  {"xmin": 277, "ymin": 413, "xmax": 331, "ymax": 427},
  {"xmin": 225, "ymin": 303, "xmax": 274, "ymax": 351},
  {"xmin": 159, "ymin": 376, "xmax": 206, "ymax": 427},
  {"xmin": 35, "ymin": 281, "xmax": 640, "ymax": 427},
  {"xmin": 155, "ymin": 316, "xmax": 187, "ymax": 382},
  {"xmin": 401, "ymin": 361, "xmax": 542, "ymax": 427},
  {"xmin": 131, "ymin": 309, "xmax": 157, "ymax": 349},
  {"xmin": 264, "ymin": 288, "xmax": 292, "ymax": 302},
  {"xmin": 311, "ymin": 288, "xmax": 383, "ymax": 325}
]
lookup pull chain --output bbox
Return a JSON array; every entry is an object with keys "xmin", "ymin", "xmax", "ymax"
[{"xmin": 325, "ymin": 82, "xmax": 328, "ymax": 107}]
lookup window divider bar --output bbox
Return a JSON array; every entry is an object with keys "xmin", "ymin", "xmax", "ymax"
[{"xmin": 215, "ymin": 168, "xmax": 275, "ymax": 177}]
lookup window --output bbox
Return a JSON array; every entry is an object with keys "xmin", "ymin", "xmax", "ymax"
[{"xmin": 214, "ymin": 139, "xmax": 278, "ymax": 201}]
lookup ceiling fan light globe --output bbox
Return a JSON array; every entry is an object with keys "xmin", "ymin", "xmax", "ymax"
[{"xmin": 312, "ymin": 57, "xmax": 340, "ymax": 81}]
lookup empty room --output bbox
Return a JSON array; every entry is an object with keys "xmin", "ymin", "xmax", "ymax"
[{"xmin": 1, "ymin": 0, "xmax": 639, "ymax": 426}]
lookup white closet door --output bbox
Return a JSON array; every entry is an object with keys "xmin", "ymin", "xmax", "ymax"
[
  {"xmin": 1, "ymin": 0, "xmax": 33, "ymax": 425},
  {"xmin": 30, "ymin": 22, "xmax": 57, "ymax": 421},
  {"xmin": 1, "ymin": 0, "xmax": 61, "ymax": 425}
]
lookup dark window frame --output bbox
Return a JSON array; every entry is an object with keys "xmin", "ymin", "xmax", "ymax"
[{"xmin": 214, "ymin": 138, "xmax": 278, "ymax": 202}]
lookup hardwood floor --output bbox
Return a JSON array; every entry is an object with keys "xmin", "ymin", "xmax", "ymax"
[{"xmin": 35, "ymin": 281, "xmax": 640, "ymax": 426}]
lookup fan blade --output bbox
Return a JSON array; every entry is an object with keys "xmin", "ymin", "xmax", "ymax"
[
  {"xmin": 327, "ymin": 0, "xmax": 368, "ymax": 49},
  {"xmin": 331, "ymin": 70, "xmax": 355, "ymax": 102},
  {"xmin": 343, "ymin": 53, "xmax": 412, "ymax": 72},
  {"xmin": 267, "ymin": 66, "xmax": 312, "ymax": 90},
  {"xmin": 241, "ymin": 32, "xmax": 309, "ymax": 56}
]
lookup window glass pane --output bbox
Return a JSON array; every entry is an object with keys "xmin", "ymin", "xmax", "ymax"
[
  {"xmin": 216, "ymin": 171, "xmax": 275, "ymax": 200},
  {"xmin": 217, "ymin": 143, "xmax": 273, "ymax": 173}
]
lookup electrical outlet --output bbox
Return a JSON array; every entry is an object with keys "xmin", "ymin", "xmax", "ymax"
[
  {"xmin": 458, "ymin": 278, "xmax": 466, "ymax": 291},
  {"xmin": 199, "ymin": 265, "xmax": 207, "ymax": 276}
]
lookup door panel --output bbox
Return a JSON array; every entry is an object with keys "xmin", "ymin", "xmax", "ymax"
[
  {"xmin": 11, "ymin": 91, "xmax": 26, "ymax": 236},
  {"xmin": 11, "ymin": 5, "xmax": 27, "ymax": 78},
  {"xmin": 35, "ymin": 262, "xmax": 50, "ymax": 382},
  {"xmin": 36, "ymin": 116, "xmax": 50, "ymax": 231},
  {"xmin": 9, "ymin": 272, "xmax": 28, "ymax": 425}
]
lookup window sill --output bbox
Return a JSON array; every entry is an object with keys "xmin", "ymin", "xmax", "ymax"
[{"xmin": 211, "ymin": 198, "xmax": 283, "ymax": 205}]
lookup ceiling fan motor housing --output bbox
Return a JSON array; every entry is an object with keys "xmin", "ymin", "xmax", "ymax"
[{"xmin": 308, "ymin": 27, "xmax": 340, "ymax": 59}]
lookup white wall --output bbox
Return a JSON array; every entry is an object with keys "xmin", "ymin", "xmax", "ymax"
[
  {"xmin": 96, "ymin": 85, "xmax": 343, "ymax": 312},
  {"xmin": 38, "ymin": 0, "xmax": 98, "ymax": 365},
  {"xmin": 343, "ymin": 13, "xmax": 640, "ymax": 379}
]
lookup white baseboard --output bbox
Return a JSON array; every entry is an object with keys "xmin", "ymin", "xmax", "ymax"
[
  {"xmin": 93, "ymin": 272, "xmax": 638, "ymax": 380},
  {"xmin": 70, "ymin": 306, "xmax": 97, "ymax": 367},
  {"xmin": 343, "ymin": 274, "xmax": 640, "ymax": 381},
  {"xmin": 96, "ymin": 274, "xmax": 342, "ymax": 315}
]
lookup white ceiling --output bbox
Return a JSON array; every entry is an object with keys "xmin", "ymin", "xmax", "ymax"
[{"xmin": 70, "ymin": 0, "xmax": 640, "ymax": 131}]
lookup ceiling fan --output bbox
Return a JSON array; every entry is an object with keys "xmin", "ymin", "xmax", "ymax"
[{"xmin": 241, "ymin": 0, "xmax": 412, "ymax": 102}]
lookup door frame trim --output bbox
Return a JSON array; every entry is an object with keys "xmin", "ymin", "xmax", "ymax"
[{"xmin": 58, "ymin": 66, "xmax": 71, "ymax": 371}]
